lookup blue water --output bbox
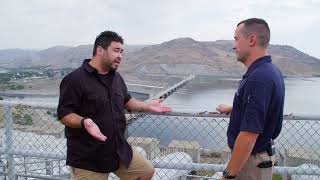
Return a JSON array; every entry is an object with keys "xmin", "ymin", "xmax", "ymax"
[
  {"xmin": 162, "ymin": 77, "xmax": 320, "ymax": 114},
  {"xmin": 4, "ymin": 77, "xmax": 320, "ymax": 114}
]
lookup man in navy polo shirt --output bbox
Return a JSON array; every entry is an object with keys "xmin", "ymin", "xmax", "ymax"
[{"xmin": 217, "ymin": 18, "xmax": 285, "ymax": 180}]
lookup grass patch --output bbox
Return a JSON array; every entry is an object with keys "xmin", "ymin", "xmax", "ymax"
[
  {"xmin": 273, "ymin": 173, "xmax": 282, "ymax": 180},
  {"xmin": 12, "ymin": 107, "xmax": 33, "ymax": 125},
  {"xmin": 198, "ymin": 170, "xmax": 215, "ymax": 177},
  {"xmin": 0, "ymin": 108, "xmax": 3, "ymax": 123}
]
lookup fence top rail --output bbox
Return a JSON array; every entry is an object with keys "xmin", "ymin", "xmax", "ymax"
[
  {"xmin": 0, "ymin": 100, "xmax": 57, "ymax": 109},
  {"xmin": 0, "ymin": 100, "xmax": 319, "ymax": 120}
]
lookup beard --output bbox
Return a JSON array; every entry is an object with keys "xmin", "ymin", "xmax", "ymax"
[
  {"xmin": 101, "ymin": 59, "xmax": 120, "ymax": 71},
  {"xmin": 236, "ymin": 54, "xmax": 245, "ymax": 63},
  {"xmin": 100, "ymin": 59, "xmax": 118, "ymax": 72},
  {"xmin": 111, "ymin": 62, "xmax": 119, "ymax": 71},
  {"xmin": 235, "ymin": 49, "xmax": 248, "ymax": 63}
]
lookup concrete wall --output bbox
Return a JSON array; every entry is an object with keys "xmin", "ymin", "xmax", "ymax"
[
  {"xmin": 127, "ymin": 137, "xmax": 161, "ymax": 159},
  {"xmin": 168, "ymin": 140, "xmax": 200, "ymax": 163}
]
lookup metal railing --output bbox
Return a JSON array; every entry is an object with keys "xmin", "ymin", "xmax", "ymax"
[{"xmin": 0, "ymin": 100, "xmax": 320, "ymax": 179}]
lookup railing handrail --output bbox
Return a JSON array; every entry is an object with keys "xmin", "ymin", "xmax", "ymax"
[
  {"xmin": 1, "ymin": 147, "xmax": 320, "ymax": 176},
  {"xmin": 1, "ymin": 100, "xmax": 320, "ymax": 178},
  {"xmin": 2, "ymin": 146, "xmax": 320, "ymax": 176},
  {"xmin": 1, "ymin": 100, "xmax": 320, "ymax": 120}
]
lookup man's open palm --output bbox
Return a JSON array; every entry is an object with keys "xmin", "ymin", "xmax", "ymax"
[
  {"xmin": 83, "ymin": 118, "xmax": 107, "ymax": 141},
  {"xmin": 147, "ymin": 99, "xmax": 172, "ymax": 113}
]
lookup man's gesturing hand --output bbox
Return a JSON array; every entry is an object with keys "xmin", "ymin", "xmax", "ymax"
[
  {"xmin": 83, "ymin": 118, "xmax": 107, "ymax": 141},
  {"xmin": 146, "ymin": 98, "xmax": 172, "ymax": 113}
]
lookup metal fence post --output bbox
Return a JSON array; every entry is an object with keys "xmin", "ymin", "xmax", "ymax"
[
  {"xmin": 45, "ymin": 159, "xmax": 52, "ymax": 176},
  {"xmin": 58, "ymin": 160, "xmax": 61, "ymax": 175},
  {"xmin": 23, "ymin": 157, "xmax": 27, "ymax": 180},
  {"xmin": 4, "ymin": 104, "xmax": 15, "ymax": 180}
]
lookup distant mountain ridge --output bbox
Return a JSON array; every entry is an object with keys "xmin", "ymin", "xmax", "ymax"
[{"xmin": 0, "ymin": 38, "xmax": 319, "ymax": 76}]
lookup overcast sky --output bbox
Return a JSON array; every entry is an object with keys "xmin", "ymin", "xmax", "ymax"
[{"xmin": 1, "ymin": 0, "xmax": 320, "ymax": 58}]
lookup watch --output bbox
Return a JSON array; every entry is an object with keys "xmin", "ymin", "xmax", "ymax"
[
  {"xmin": 223, "ymin": 169, "xmax": 236, "ymax": 179},
  {"xmin": 80, "ymin": 117, "xmax": 89, "ymax": 129}
]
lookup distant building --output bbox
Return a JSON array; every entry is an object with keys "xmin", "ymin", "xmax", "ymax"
[
  {"xmin": 127, "ymin": 137, "xmax": 161, "ymax": 159},
  {"xmin": 168, "ymin": 140, "xmax": 200, "ymax": 162}
]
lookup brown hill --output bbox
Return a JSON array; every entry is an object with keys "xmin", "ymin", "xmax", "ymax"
[
  {"xmin": 1, "ymin": 38, "xmax": 319, "ymax": 76},
  {"xmin": 121, "ymin": 38, "xmax": 320, "ymax": 76}
]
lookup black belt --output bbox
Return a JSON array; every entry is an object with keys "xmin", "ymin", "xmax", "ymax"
[{"xmin": 231, "ymin": 140, "xmax": 275, "ymax": 156}]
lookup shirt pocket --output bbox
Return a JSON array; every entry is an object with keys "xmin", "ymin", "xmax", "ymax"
[
  {"xmin": 113, "ymin": 92, "xmax": 125, "ymax": 112},
  {"xmin": 113, "ymin": 92, "xmax": 127, "ymax": 129},
  {"xmin": 82, "ymin": 94, "xmax": 102, "ymax": 118}
]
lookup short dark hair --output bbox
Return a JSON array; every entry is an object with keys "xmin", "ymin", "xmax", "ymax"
[
  {"xmin": 93, "ymin": 31, "xmax": 124, "ymax": 56},
  {"xmin": 237, "ymin": 18, "xmax": 270, "ymax": 48}
]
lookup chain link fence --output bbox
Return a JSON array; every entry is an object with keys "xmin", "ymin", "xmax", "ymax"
[{"xmin": 0, "ymin": 101, "xmax": 320, "ymax": 179}]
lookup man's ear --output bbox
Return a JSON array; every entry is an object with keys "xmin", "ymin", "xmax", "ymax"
[
  {"xmin": 96, "ymin": 46, "xmax": 104, "ymax": 56},
  {"xmin": 248, "ymin": 34, "xmax": 257, "ymax": 47}
]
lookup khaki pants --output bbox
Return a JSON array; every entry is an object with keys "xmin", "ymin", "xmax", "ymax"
[
  {"xmin": 70, "ymin": 149, "xmax": 154, "ymax": 180},
  {"xmin": 236, "ymin": 152, "xmax": 274, "ymax": 180}
]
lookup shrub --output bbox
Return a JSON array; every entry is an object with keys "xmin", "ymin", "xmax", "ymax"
[{"xmin": 273, "ymin": 174, "xmax": 282, "ymax": 180}]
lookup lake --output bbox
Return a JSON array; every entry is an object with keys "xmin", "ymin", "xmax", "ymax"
[
  {"xmin": 2, "ymin": 76, "xmax": 319, "ymax": 114},
  {"xmin": 162, "ymin": 76, "xmax": 320, "ymax": 114}
]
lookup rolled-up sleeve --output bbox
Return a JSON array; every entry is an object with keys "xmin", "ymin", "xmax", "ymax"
[
  {"xmin": 57, "ymin": 74, "xmax": 82, "ymax": 120},
  {"xmin": 240, "ymin": 80, "xmax": 271, "ymax": 134}
]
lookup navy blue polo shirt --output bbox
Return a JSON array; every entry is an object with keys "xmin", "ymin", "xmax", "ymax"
[{"xmin": 227, "ymin": 55, "xmax": 285, "ymax": 154}]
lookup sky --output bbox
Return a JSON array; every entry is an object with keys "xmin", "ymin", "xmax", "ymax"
[{"xmin": 1, "ymin": 0, "xmax": 320, "ymax": 58}]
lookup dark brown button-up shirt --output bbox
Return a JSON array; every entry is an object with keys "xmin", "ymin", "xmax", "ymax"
[{"xmin": 57, "ymin": 59, "xmax": 132, "ymax": 173}]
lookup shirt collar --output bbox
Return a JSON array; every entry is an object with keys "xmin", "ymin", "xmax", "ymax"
[
  {"xmin": 243, "ymin": 55, "xmax": 272, "ymax": 78},
  {"xmin": 82, "ymin": 59, "xmax": 116, "ymax": 76},
  {"xmin": 82, "ymin": 59, "xmax": 96, "ymax": 74}
]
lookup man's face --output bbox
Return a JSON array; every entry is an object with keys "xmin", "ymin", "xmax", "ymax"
[
  {"xmin": 101, "ymin": 41, "xmax": 123, "ymax": 71},
  {"xmin": 233, "ymin": 24, "xmax": 250, "ymax": 63}
]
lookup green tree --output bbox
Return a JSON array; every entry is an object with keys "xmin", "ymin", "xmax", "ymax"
[{"xmin": 17, "ymin": 85, "xmax": 24, "ymax": 90}]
